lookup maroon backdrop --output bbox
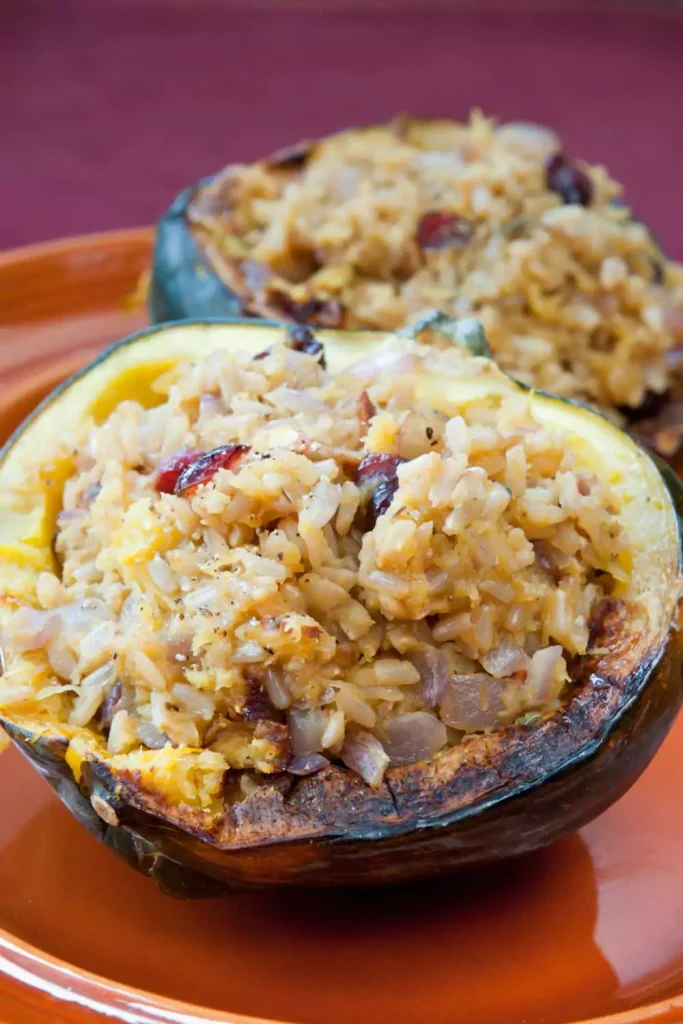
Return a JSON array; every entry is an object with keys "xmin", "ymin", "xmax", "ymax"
[{"xmin": 1, "ymin": 1, "xmax": 682, "ymax": 257}]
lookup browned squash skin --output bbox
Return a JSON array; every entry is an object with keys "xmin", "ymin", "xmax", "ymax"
[{"xmin": 1, "ymin": 321, "xmax": 681, "ymax": 895}]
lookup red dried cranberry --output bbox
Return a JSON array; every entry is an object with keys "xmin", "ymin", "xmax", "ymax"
[
  {"xmin": 253, "ymin": 325, "xmax": 327, "ymax": 366},
  {"xmin": 417, "ymin": 211, "xmax": 474, "ymax": 250},
  {"xmin": 155, "ymin": 450, "xmax": 203, "ymax": 494},
  {"xmin": 356, "ymin": 453, "xmax": 405, "ymax": 486},
  {"xmin": 545, "ymin": 152, "xmax": 593, "ymax": 206},
  {"xmin": 286, "ymin": 324, "xmax": 326, "ymax": 367},
  {"xmin": 175, "ymin": 444, "xmax": 250, "ymax": 496},
  {"xmin": 355, "ymin": 453, "xmax": 406, "ymax": 526}
]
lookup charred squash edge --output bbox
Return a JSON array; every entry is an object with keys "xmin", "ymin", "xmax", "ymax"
[{"xmin": 1, "ymin": 319, "xmax": 681, "ymax": 893}]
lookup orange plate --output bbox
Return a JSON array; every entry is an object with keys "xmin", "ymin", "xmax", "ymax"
[{"xmin": 1, "ymin": 231, "xmax": 683, "ymax": 1024}]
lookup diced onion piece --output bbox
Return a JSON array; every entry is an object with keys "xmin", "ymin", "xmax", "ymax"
[
  {"xmin": 263, "ymin": 667, "xmax": 290, "ymax": 710},
  {"xmin": 340, "ymin": 730, "xmax": 389, "ymax": 787},
  {"xmin": 5, "ymin": 609, "xmax": 60, "ymax": 652},
  {"xmin": 171, "ymin": 682, "xmax": 214, "ymax": 720},
  {"xmin": 440, "ymin": 673, "xmax": 510, "ymax": 731},
  {"xmin": 70, "ymin": 659, "xmax": 118, "ymax": 727},
  {"xmin": 526, "ymin": 645, "xmax": 566, "ymax": 704},
  {"xmin": 288, "ymin": 753, "xmax": 329, "ymax": 776},
  {"xmin": 410, "ymin": 648, "xmax": 450, "ymax": 706},
  {"xmin": 382, "ymin": 712, "xmax": 447, "ymax": 766},
  {"xmin": 148, "ymin": 555, "xmax": 178, "ymax": 594},
  {"xmin": 480, "ymin": 643, "xmax": 529, "ymax": 679},
  {"xmin": 277, "ymin": 388, "xmax": 330, "ymax": 416},
  {"xmin": 288, "ymin": 708, "xmax": 326, "ymax": 755},
  {"xmin": 137, "ymin": 721, "xmax": 169, "ymax": 749},
  {"xmin": 346, "ymin": 349, "xmax": 419, "ymax": 381}
]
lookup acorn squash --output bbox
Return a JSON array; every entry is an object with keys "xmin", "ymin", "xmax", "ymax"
[
  {"xmin": 149, "ymin": 117, "xmax": 683, "ymax": 456},
  {"xmin": 0, "ymin": 318, "xmax": 681, "ymax": 896}
]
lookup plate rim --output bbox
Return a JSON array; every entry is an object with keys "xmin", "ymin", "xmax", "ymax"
[
  {"xmin": 0, "ymin": 227, "xmax": 154, "ymax": 271},
  {"xmin": 2, "ymin": 901, "xmax": 683, "ymax": 1024}
]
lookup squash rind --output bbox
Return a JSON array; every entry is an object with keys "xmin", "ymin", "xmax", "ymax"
[{"xmin": 150, "ymin": 181, "xmax": 243, "ymax": 324}]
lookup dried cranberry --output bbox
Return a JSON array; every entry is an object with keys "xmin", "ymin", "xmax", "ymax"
[
  {"xmin": 417, "ymin": 211, "xmax": 474, "ymax": 250},
  {"xmin": 356, "ymin": 453, "xmax": 405, "ymax": 486},
  {"xmin": 175, "ymin": 444, "xmax": 249, "ymax": 496},
  {"xmin": 355, "ymin": 453, "xmax": 406, "ymax": 527},
  {"xmin": 253, "ymin": 325, "xmax": 327, "ymax": 366},
  {"xmin": 268, "ymin": 290, "xmax": 345, "ymax": 328},
  {"xmin": 369, "ymin": 478, "xmax": 401, "ymax": 524},
  {"xmin": 286, "ymin": 324, "xmax": 326, "ymax": 367},
  {"xmin": 155, "ymin": 450, "xmax": 203, "ymax": 494},
  {"xmin": 545, "ymin": 152, "xmax": 593, "ymax": 206}
]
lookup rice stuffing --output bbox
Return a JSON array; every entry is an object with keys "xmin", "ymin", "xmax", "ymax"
[
  {"xmin": 192, "ymin": 111, "xmax": 683, "ymax": 422},
  {"xmin": 0, "ymin": 331, "xmax": 630, "ymax": 791}
]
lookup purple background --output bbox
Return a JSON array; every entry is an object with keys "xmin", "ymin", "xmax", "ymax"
[{"xmin": 2, "ymin": 1, "xmax": 682, "ymax": 257}]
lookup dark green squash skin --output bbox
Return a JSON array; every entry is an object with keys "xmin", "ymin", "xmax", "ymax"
[
  {"xmin": 149, "ymin": 180, "xmax": 244, "ymax": 325},
  {"xmin": 1, "ymin": 321, "xmax": 682, "ymax": 896}
]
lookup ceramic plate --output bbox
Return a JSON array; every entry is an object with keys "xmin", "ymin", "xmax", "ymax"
[{"xmin": 1, "ymin": 232, "xmax": 683, "ymax": 1024}]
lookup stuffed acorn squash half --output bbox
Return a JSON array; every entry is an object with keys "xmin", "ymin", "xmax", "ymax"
[
  {"xmin": 150, "ymin": 114, "xmax": 683, "ymax": 455},
  {"xmin": 0, "ymin": 316, "xmax": 681, "ymax": 896}
]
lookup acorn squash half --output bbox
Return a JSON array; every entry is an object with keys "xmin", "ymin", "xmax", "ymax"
[
  {"xmin": 149, "ymin": 117, "xmax": 683, "ymax": 454},
  {"xmin": 0, "ymin": 319, "xmax": 681, "ymax": 896}
]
